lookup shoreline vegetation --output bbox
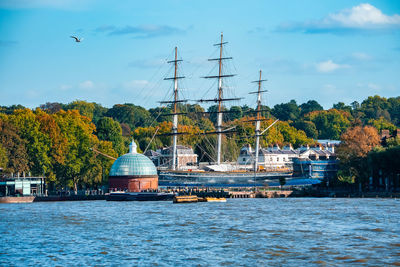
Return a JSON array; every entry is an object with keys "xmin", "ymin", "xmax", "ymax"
[{"xmin": 0, "ymin": 94, "xmax": 399, "ymax": 193}]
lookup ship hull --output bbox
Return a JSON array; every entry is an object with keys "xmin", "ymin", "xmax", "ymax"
[
  {"xmin": 158, "ymin": 170, "xmax": 292, "ymax": 187},
  {"xmin": 106, "ymin": 192, "xmax": 174, "ymax": 201}
]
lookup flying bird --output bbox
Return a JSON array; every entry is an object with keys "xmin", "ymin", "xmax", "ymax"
[{"xmin": 70, "ymin": 36, "xmax": 83, "ymax": 42}]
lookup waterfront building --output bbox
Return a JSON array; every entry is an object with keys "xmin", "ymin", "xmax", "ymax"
[
  {"xmin": 0, "ymin": 173, "xmax": 45, "ymax": 196},
  {"xmin": 237, "ymin": 143, "xmax": 338, "ymax": 180},
  {"xmin": 147, "ymin": 145, "xmax": 198, "ymax": 170},
  {"xmin": 237, "ymin": 144, "xmax": 296, "ymax": 171},
  {"xmin": 109, "ymin": 140, "xmax": 158, "ymax": 192}
]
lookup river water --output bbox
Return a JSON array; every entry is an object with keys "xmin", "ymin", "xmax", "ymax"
[{"xmin": 1, "ymin": 198, "xmax": 399, "ymax": 266}]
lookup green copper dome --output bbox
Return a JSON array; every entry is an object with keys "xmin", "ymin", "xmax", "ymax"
[{"xmin": 109, "ymin": 140, "xmax": 157, "ymax": 176}]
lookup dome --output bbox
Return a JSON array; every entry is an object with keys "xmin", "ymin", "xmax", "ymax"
[{"xmin": 109, "ymin": 140, "xmax": 158, "ymax": 177}]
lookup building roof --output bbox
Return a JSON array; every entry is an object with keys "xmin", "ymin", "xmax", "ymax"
[
  {"xmin": 109, "ymin": 140, "xmax": 157, "ymax": 176},
  {"xmin": 160, "ymin": 145, "xmax": 196, "ymax": 155}
]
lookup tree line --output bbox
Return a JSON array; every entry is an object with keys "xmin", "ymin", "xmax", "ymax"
[{"xmin": 0, "ymin": 95, "xmax": 399, "ymax": 190}]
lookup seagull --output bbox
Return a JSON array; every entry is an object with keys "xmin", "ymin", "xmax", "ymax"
[{"xmin": 70, "ymin": 36, "xmax": 83, "ymax": 42}]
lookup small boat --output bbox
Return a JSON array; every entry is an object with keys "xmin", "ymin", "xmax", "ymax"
[
  {"xmin": 205, "ymin": 197, "xmax": 226, "ymax": 202},
  {"xmin": 173, "ymin": 195, "xmax": 198, "ymax": 203},
  {"xmin": 106, "ymin": 191, "xmax": 174, "ymax": 201}
]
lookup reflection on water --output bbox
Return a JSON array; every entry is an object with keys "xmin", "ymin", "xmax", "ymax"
[{"xmin": 0, "ymin": 198, "xmax": 400, "ymax": 266}]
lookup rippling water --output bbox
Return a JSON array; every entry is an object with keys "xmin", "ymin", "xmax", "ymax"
[{"xmin": 1, "ymin": 198, "xmax": 400, "ymax": 266}]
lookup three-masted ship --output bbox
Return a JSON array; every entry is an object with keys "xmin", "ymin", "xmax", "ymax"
[{"xmin": 156, "ymin": 34, "xmax": 291, "ymax": 187}]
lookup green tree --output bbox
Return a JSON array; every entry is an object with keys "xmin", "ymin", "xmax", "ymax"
[
  {"xmin": 272, "ymin": 100, "xmax": 300, "ymax": 122},
  {"xmin": 228, "ymin": 106, "xmax": 243, "ymax": 121},
  {"xmin": 65, "ymin": 100, "xmax": 96, "ymax": 119},
  {"xmin": 96, "ymin": 117, "xmax": 126, "ymax": 155},
  {"xmin": 332, "ymin": 102, "xmax": 352, "ymax": 113},
  {"xmin": 107, "ymin": 104, "xmax": 151, "ymax": 129},
  {"xmin": 8, "ymin": 109, "xmax": 52, "ymax": 176},
  {"xmin": 305, "ymin": 109, "xmax": 352, "ymax": 140},
  {"xmin": 293, "ymin": 120, "xmax": 318, "ymax": 139},
  {"xmin": 53, "ymin": 110, "xmax": 98, "ymax": 192},
  {"xmin": 300, "ymin": 100, "xmax": 323, "ymax": 116},
  {"xmin": 367, "ymin": 117, "xmax": 397, "ymax": 133}
]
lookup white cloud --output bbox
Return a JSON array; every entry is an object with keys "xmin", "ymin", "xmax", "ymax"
[
  {"xmin": 327, "ymin": 4, "xmax": 400, "ymax": 28},
  {"xmin": 316, "ymin": 60, "xmax": 350, "ymax": 73},
  {"xmin": 278, "ymin": 3, "xmax": 400, "ymax": 33},
  {"xmin": 79, "ymin": 80, "xmax": 94, "ymax": 90}
]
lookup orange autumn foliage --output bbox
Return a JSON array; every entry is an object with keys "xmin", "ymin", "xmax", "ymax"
[{"xmin": 337, "ymin": 126, "xmax": 380, "ymax": 162}]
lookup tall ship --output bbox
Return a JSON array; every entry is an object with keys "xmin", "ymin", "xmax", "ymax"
[{"xmin": 150, "ymin": 33, "xmax": 292, "ymax": 187}]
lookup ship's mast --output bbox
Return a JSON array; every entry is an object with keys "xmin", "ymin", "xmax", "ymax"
[
  {"xmin": 249, "ymin": 70, "xmax": 268, "ymax": 171},
  {"xmin": 162, "ymin": 47, "xmax": 185, "ymax": 170},
  {"xmin": 172, "ymin": 47, "xmax": 179, "ymax": 170},
  {"xmin": 201, "ymin": 33, "xmax": 239, "ymax": 165},
  {"xmin": 216, "ymin": 34, "xmax": 224, "ymax": 165}
]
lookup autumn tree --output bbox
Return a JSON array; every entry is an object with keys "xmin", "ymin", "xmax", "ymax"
[
  {"xmin": 336, "ymin": 126, "xmax": 380, "ymax": 190},
  {"xmin": 0, "ymin": 143, "xmax": 8, "ymax": 170},
  {"xmin": 0, "ymin": 117, "xmax": 30, "ymax": 173}
]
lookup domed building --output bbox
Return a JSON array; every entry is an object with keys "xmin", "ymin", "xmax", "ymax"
[{"xmin": 109, "ymin": 140, "xmax": 158, "ymax": 192}]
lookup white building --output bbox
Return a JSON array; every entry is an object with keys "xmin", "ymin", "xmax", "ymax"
[
  {"xmin": 145, "ymin": 145, "xmax": 198, "ymax": 170},
  {"xmin": 237, "ymin": 142, "xmax": 337, "ymax": 171}
]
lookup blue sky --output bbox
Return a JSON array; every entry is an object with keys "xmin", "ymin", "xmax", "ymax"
[{"xmin": 0, "ymin": 0, "xmax": 399, "ymax": 110}]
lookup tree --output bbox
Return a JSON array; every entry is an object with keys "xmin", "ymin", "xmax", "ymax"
[
  {"xmin": 293, "ymin": 120, "xmax": 318, "ymax": 139},
  {"xmin": 332, "ymin": 102, "xmax": 352, "ymax": 113},
  {"xmin": 96, "ymin": 117, "xmax": 126, "ymax": 155},
  {"xmin": 360, "ymin": 95, "xmax": 391, "ymax": 122},
  {"xmin": 305, "ymin": 109, "xmax": 352, "ymax": 140},
  {"xmin": 8, "ymin": 109, "xmax": 52, "ymax": 176},
  {"xmin": 107, "ymin": 104, "xmax": 151, "ymax": 129},
  {"xmin": 0, "ymin": 143, "xmax": 8, "ymax": 170},
  {"xmin": 388, "ymin": 97, "xmax": 400, "ymax": 126},
  {"xmin": 0, "ymin": 105, "xmax": 26, "ymax": 115},
  {"xmin": 65, "ymin": 100, "xmax": 96, "ymax": 119},
  {"xmin": 40, "ymin": 102, "xmax": 64, "ymax": 114},
  {"xmin": 336, "ymin": 126, "xmax": 380, "ymax": 190},
  {"xmin": 367, "ymin": 117, "xmax": 397, "ymax": 133},
  {"xmin": 0, "ymin": 118, "xmax": 30, "ymax": 173},
  {"xmin": 272, "ymin": 100, "xmax": 300, "ymax": 122},
  {"xmin": 228, "ymin": 106, "xmax": 243, "ymax": 121},
  {"xmin": 207, "ymin": 105, "xmax": 227, "ymax": 124},
  {"xmin": 53, "ymin": 110, "xmax": 98, "ymax": 192},
  {"xmin": 300, "ymin": 100, "xmax": 323, "ymax": 116}
]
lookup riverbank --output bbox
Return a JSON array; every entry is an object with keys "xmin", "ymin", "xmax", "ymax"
[{"xmin": 1, "ymin": 190, "xmax": 398, "ymax": 203}]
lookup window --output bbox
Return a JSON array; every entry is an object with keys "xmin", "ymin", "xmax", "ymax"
[{"xmin": 243, "ymin": 158, "xmax": 246, "ymax": 162}]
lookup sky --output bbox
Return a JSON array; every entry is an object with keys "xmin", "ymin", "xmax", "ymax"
[{"xmin": 0, "ymin": 0, "xmax": 399, "ymax": 110}]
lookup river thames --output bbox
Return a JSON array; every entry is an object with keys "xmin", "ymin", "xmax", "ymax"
[{"xmin": 1, "ymin": 198, "xmax": 399, "ymax": 266}]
